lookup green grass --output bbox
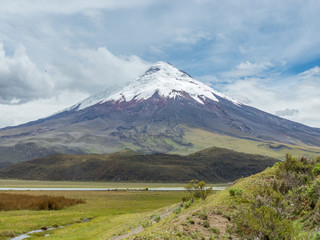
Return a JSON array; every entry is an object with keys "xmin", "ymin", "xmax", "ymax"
[
  {"xmin": 178, "ymin": 126, "xmax": 320, "ymax": 160},
  {"xmin": 0, "ymin": 179, "xmax": 230, "ymax": 188},
  {"xmin": 0, "ymin": 190, "xmax": 185, "ymax": 240},
  {"xmin": 0, "ymin": 179, "xmax": 187, "ymax": 188}
]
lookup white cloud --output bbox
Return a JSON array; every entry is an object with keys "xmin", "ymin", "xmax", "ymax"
[
  {"xmin": 0, "ymin": 42, "xmax": 149, "ymax": 103},
  {"xmin": 208, "ymin": 65, "xmax": 320, "ymax": 128},
  {"xmin": 275, "ymin": 108, "xmax": 299, "ymax": 117},
  {"xmin": 0, "ymin": 0, "xmax": 152, "ymax": 15},
  {"xmin": 173, "ymin": 29, "xmax": 212, "ymax": 45},
  {"xmin": 222, "ymin": 61, "xmax": 275, "ymax": 78},
  {"xmin": 298, "ymin": 66, "xmax": 320, "ymax": 79},
  {"xmin": 0, "ymin": 91, "xmax": 88, "ymax": 128},
  {"xmin": 50, "ymin": 46, "xmax": 150, "ymax": 94},
  {"xmin": 0, "ymin": 43, "xmax": 54, "ymax": 104},
  {"xmin": 0, "ymin": 43, "xmax": 150, "ymax": 127}
]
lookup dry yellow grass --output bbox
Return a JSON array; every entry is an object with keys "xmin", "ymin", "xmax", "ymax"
[{"xmin": 0, "ymin": 192, "xmax": 84, "ymax": 211}]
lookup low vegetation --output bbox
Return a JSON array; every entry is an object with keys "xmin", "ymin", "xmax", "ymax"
[
  {"xmin": 228, "ymin": 154, "xmax": 320, "ymax": 239},
  {"xmin": 0, "ymin": 190, "xmax": 185, "ymax": 240},
  {"xmin": 132, "ymin": 154, "xmax": 320, "ymax": 239},
  {"xmin": 183, "ymin": 127, "xmax": 320, "ymax": 160},
  {"xmin": 182, "ymin": 180, "xmax": 213, "ymax": 210},
  {"xmin": 0, "ymin": 193, "xmax": 84, "ymax": 211},
  {"xmin": 0, "ymin": 147, "xmax": 277, "ymax": 182},
  {"xmin": 3, "ymin": 154, "xmax": 320, "ymax": 239}
]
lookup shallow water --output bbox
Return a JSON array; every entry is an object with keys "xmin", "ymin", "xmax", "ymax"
[
  {"xmin": 11, "ymin": 229, "xmax": 44, "ymax": 240},
  {"xmin": 10, "ymin": 221, "xmax": 85, "ymax": 240},
  {"xmin": 0, "ymin": 187, "xmax": 226, "ymax": 191}
]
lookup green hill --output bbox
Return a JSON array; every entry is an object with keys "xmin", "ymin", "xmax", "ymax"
[
  {"xmin": 131, "ymin": 154, "xmax": 320, "ymax": 239},
  {"xmin": 0, "ymin": 147, "xmax": 277, "ymax": 182}
]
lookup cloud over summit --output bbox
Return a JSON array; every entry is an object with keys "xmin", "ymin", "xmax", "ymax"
[{"xmin": 0, "ymin": 43, "xmax": 149, "ymax": 105}]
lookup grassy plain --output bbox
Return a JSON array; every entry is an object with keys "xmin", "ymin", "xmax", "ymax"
[
  {"xmin": 0, "ymin": 190, "xmax": 185, "ymax": 240},
  {"xmin": 0, "ymin": 179, "xmax": 229, "ymax": 188},
  {"xmin": 0, "ymin": 179, "xmax": 187, "ymax": 188}
]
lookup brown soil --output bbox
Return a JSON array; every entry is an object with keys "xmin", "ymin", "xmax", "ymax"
[{"xmin": 172, "ymin": 209, "xmax": 234, "ymax": 239}]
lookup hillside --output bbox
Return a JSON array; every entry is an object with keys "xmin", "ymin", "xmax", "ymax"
[
  {"xmin": 130, "ymin": 154, "xmax": 320, "ymax": 239},
  {"xmin": 0, "ymin": 147, "xmax": 277, "ymax": 182}
]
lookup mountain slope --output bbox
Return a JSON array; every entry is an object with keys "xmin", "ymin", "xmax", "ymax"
[
  {"xmin": 0, "ymin": 147, "xmax": 278, "ymax": 182},
  {"xmin": 0, "ymin": 62, "xmax": 320, "ymax": 166}
]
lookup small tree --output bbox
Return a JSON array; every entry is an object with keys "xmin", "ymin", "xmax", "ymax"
[{"xmin": 184, "ymin": 179, "xmax": 212, "ymax": 201}]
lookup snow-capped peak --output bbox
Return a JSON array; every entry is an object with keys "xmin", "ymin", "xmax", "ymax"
[{"xmin": 71, "ymin": 62, "xmax": 241, "ymax": 111}]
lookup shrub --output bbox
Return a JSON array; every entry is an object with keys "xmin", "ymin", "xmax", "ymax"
[
  {"xmin": 275, "ymin": 154, "xmax": 314, "ymax": 191},
  {"xmin": 282, "ymin": 154, "xmax": 313, "ymax": 175},
  {"xmin": 173, "ymin": 206, "xmax": 181, "ymax": 214},
  {"xmin": 182, "ymin": 196, "xmax": 190, "ymax": 202},
  {"xmin": 184, "ymin": 200, "xmax": 192, "ymax": 209},
  {"xmin": 228, "ymin": 188, "xmax": 243, "ymax": 197},
  {"xmin": 307, "ymin": 180, "xmax": 320, "ymax": 209},
  {"xmin": 184, "ymin": 179, "xmax": 212, "ymax": 201},
  {"xmin": 234, "ymin": 205, "xmax": 296, "ymax": 239},
  {"xmin": 312, "ymin": 163, "xmax": 320, "ymax": 176}
]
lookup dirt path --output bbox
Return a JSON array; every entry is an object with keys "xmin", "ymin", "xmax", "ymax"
[
  {"xmin": 111, "ymin": 204, "xmax": 179, "ymax": 240},
  {"xmin": 111, "ymin": 226, "xmax": 144, "ymax": 240}
]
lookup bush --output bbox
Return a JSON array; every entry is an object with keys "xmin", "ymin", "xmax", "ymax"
[
  {"xmin": 228, "ymin": 188, "xmax": 243, "ymax": 197},
  {"xmin": 282, "ymin": 154, "xmax": 313, "ymax": 175},
  {"xmin": 184, "ymin": 180, "xmax": 212, "ymax": 201},
  {"xmin": 184, "ymin": 200, "xmax": 192, "ymax": 209},
  {"xmin": 235, "ymin": 205, "xmax": 296, "ymax": 239},
  {"xmin": 275, "ymin": 154, "xmax": 315, "ymax": 191},
  {"xmin": 312, "ymin": 163, "xmax": 320, "ymax": 176},
  {"xmin": 231, "ymin": 155, "xmax": 320, "ymax": 239},
  {"xmin": 306, "ymin": 180, "xmax": 320, "ymax": 209},
  {"xmin": 182, "ymin": 196, "xmax": 190, "ymax": 202},
  {"xmin": 173, "ymin": 206, "xmax": 181, "ymax": 214}
]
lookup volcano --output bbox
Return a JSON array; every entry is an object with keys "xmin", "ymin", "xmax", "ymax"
[{"xmin": 1, "ymin": 62, "xmax": 320, "ymax": 167}]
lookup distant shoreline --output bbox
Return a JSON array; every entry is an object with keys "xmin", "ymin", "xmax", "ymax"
[{"xmin": 0, "ymin": 186, "xmax": 227, "ymax": 191}]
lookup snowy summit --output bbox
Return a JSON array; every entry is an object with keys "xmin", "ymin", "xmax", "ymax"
[{"xmin": 72, "ymin": 62, "xmax": 241, "ymax": 111}]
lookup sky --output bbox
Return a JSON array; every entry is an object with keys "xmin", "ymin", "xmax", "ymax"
[{"xmin": 0, "ymin": 0, "xmax": 320, "ymax": 128}]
